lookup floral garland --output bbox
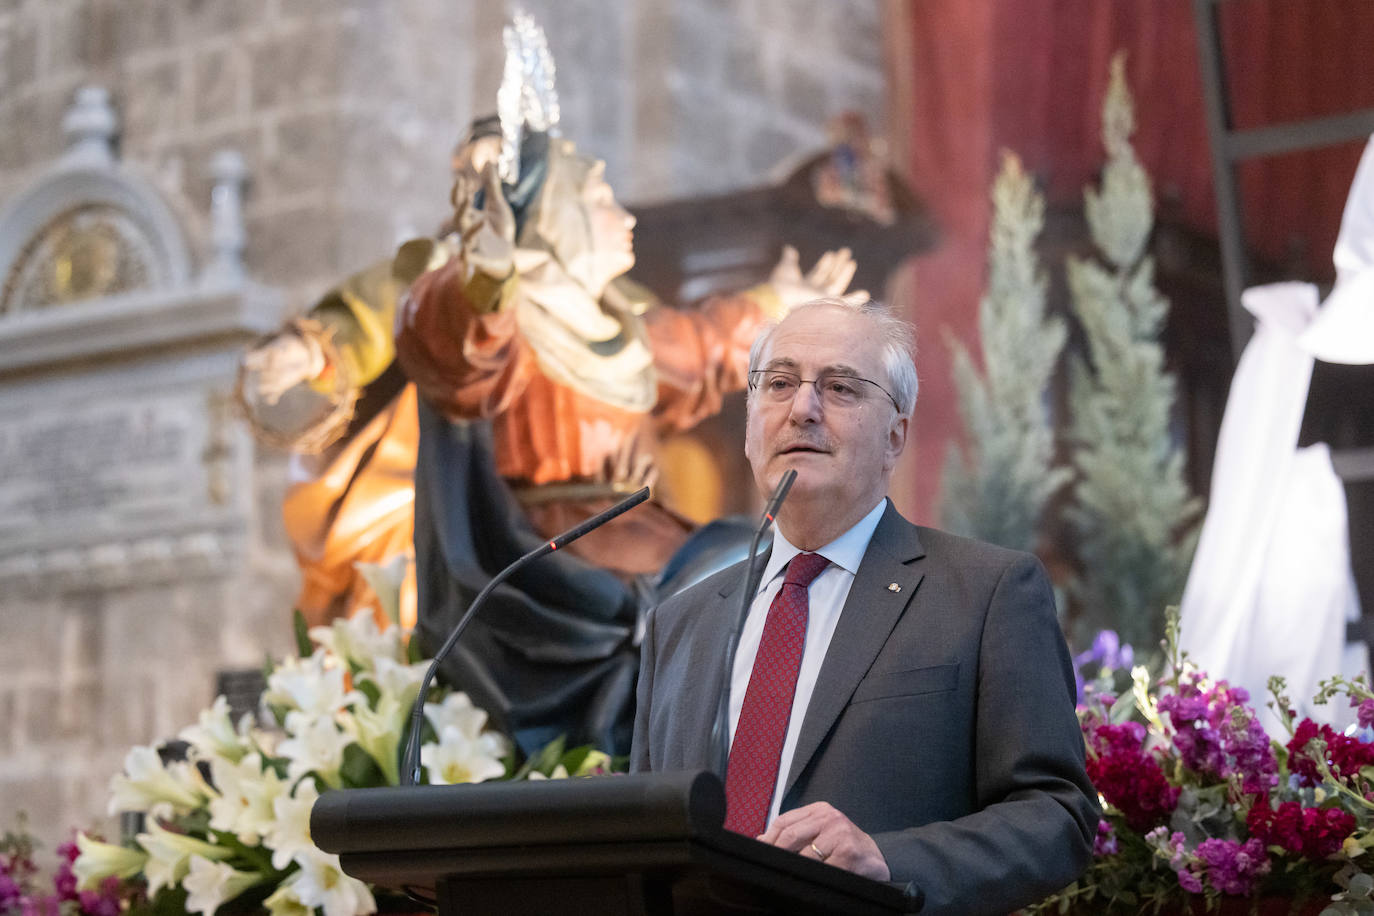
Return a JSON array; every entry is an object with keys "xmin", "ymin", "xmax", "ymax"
[
  {"xmin": 1037, "ymin": 611, "xmax": 1374, "ymax": 914},
  {"xmin": 69, "ymin": 612, "xmax": 612, "ymax": 916}
]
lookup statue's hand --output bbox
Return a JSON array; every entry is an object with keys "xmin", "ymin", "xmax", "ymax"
[
  {"xmin": 456, "ymin": 162, "xmax": 517, "ymax": 280},
  {"xmin": 768, "ymin": 245, "xmax": 869, "ymax": 312},
  {"xmin": 242, "ymin": 333, "xmax": 326, "ymax": 405}
]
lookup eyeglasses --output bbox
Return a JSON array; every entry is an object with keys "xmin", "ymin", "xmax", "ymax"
[{"xmin": 748, "ymin": 368, "xmax": 900, "ymax": 412}]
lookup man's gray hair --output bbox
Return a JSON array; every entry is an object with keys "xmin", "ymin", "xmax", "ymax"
[{"xmin": 747, "ymin": 297, "xmax": 919, "ymax": 415}]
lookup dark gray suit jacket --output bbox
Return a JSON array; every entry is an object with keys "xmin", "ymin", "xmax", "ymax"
[{"xmin": 631, "ymin": 502, "xmax": 1098, "ymax": 915}]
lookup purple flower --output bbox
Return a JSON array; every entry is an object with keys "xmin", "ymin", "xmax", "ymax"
[
  {"xmin": 51, "ymin": 866, "xmax": 76, "ymax": 900},
  {"xmin": 1075, "ymin": 630, "xmax": 1135, "ymax": 672},
  {"xmin": 78, "ymin": 888, "xmax": 122, "ymax": 916},
  {"xmin": 1355, "ymin": 697, "xmax": 1374, "ymax": 730},
  {"xmin": 1156, "ymin": 673, "xmax": 1278, "ymax": 793},
  {"xmin": 20, "ymin": 895, "xmax": 59, "ymax": 916},
  {"xmin": 1093, "ymin": 820, "xmax": 1119, "ymax": 856},
  {"xmin": 0, "ymin": 871, "xmax": 23, "ymax": 909},
  {"xmin": 1159, "ymin": 693, "xmax": 1208, "ymax": 723},
  {"xmin": 1194, "ymin": 838, "xmax": 1270, "ymax": 896},
  {"xmin": 1095, "ymin": 631, "xmax": 1133, "ymax": 669},
  {"xmin": 1166, "ymin": 832, "xmax": 1189, "ymax": 868}
]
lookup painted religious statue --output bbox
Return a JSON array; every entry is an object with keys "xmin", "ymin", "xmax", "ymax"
[{"xmin": 240, "ymin": 11, "xmax": 865, "ymax": 757}]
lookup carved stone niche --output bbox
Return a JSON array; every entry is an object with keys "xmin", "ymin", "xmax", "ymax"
[{"xmin": 0, "ymin": 86, "xmax": 280, "ymax": 596}]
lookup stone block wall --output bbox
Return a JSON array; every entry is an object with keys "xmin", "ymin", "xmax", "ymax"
[
  {"xmin": 0, "ymin": 0, "xmax": 888, "ymax": 852},
  {"xmin": 0, "ymin": 0, "xmax": 886, "ymax": 302}
]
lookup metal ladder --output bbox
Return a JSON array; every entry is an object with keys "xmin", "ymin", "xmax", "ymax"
[{"xmin": 1192, "ymin": 0, "xmax": 1374, "ymax": 485}]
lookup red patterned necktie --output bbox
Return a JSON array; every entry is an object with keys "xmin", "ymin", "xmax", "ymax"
[{"xmin": 723, "ymin": 551, "xmax": 831, "ymax": 836}]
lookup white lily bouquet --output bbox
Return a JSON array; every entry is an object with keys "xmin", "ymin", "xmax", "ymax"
[{"xmin": 73, "ymin": 612, "xmax": 613, "ymax": 916}]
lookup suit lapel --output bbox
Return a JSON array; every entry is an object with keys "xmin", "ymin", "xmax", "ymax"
[
  {"xmin": 782, "ymin": 503, "xmax": 925, "ymax": 798},
  {"xmin": 678, "ymin": 548, "xmax": 769, "ymax": 769}
]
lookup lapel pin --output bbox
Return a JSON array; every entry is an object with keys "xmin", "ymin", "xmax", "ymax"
[{"xmin": 887, "ymin": 582, "xmax": 901, "ymax": 593}]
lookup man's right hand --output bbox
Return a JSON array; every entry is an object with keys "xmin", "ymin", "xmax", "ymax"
[
  {"xmin": 242, "ymin": 334, "xmax": 326, "ymax": 405},
  {"xmin": 758, "ymin": 801, "xmax": 890, "ymax": 882}
]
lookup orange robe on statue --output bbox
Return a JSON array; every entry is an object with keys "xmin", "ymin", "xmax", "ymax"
[{"xmin": 396, "ymin": 258, "xmax": 773, "ymax": 578}]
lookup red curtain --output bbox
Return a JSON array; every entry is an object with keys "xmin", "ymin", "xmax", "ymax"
[{"xmin": 889, "ymin": 0, "xmax": 1374, "ymax": 521}]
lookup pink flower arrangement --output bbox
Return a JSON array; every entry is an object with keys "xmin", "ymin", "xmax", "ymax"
[
  {"xmin": 1034, "ymin": 613, "xmax": 1374, "ymax": 913},
  {"xmin": 0, "ymin": 822, "xmax": 138, "ymax": 916}
]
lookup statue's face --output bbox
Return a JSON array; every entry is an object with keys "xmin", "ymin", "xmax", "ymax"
[
  {"xmin": 566, "ymin": 164, "xmax": 636, "ymax": 296},
  {"xmin": 528, "ymin": 143, "xmax": 636, "ymax": 299}
]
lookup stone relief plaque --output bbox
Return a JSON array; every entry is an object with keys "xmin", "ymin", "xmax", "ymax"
[{"xmin": 0, "ymin": 384, "xmax": 244, "ymax": 590}]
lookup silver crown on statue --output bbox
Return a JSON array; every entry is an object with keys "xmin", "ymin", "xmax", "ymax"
[{"xmin": 497, "ymin": 8, "xmax": 562, "ymax": 184}]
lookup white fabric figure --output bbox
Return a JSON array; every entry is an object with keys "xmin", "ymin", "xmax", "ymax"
[
  {"xmin": 1301, "ymin": 137, "xmax": 1374, "ymax": 363},
  {"xmin": 1181, "ymin": 134, "xmax": 1374, "ymax": 735}
]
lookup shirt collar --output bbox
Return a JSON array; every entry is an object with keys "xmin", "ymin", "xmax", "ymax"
[{"xmin": 758, "ymin": 497, "xmax": 888, "ymax": 592}]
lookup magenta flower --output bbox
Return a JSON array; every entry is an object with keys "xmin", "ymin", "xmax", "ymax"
[
  {"xmin": 0, "ymin": 872, "xmax": 23, "ymax": 910},
  {"xmin": 1157, "ymin": 674, "xmax": 1277, "ymax": 794},
  {"xmin": 1287, "ymin": 718, "xmax": 1374, "ymax": 787},
  {"xmin": 1085, "ymin": 720, "xmax": 1180, "ymax": 831},
  {"xmin": 1248, "ymin": 798, "xmax": 1356, "ymax": 860},
  {"xmin": 1194, "ymin": 838, "xmax": 1270, "ymax": 896}
]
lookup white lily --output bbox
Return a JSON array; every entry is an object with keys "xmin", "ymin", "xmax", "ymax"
[
  {"xmin": 360, "ymin": 656, "xmax": 428, "ymax": 707},
  {"xmin": 183, "ymin": 856, "xmax": 261, "ymax": 916},
  {"xmin": 264, "ymin": 777, "xmax": 319, "ymax": 871},
  {"xmin": 527, "ymin": 764, "xmax": 570, "ymax": 780},
  {"xmin": 350, "ymin": 693, "xmax": 406, "ymax": 785},
  {"xmin": 136, "ymin": 819, "xmax": 234, "ymax": 897},
  {"xmin": 277, "ymin": 711, "xmax": 350, "ymax": 787},
  {"xmin": 420, "ymin": 724, "xmax": 508, "ymax": 786},
  {"xmin": 308, "ymin": 612, "xmax": 403, "ymax": 673},
  {"xmin": 423, "ymin": 692, "xmax": 492, "ymax": 741},
  {"xmin": 179, "ymin": 696, "xmax": 253, "ymax": 763},
  {"xmin": 263, "ymin": 651, "xmax": 359, "ymax": 719},
  {"xmin": 107, "ymin": 745, "xmax": 213, "ymax": 819},
  {"xmin": 263, "ymin": 872, "xmax": 313, "ymax": 916},
  {"xmin": 354, "ymin": 553, "xmax": 410, "ymax": 628},
  {"xmin": 72, "ymin": 833, "xmax": 148, "ymax": 889},
  {"xmin": 207, "ymin": 753, "xmax": 286, "ymax": 845},
  {"xmin": 292, "ymin": 846, "xmax": 376, "ymax": 916}
]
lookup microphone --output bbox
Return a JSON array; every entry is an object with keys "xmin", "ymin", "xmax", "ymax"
[
  {"xmin": 400, "ymin": 485, "xmax": 651, "ymax": 785},
  {"xmin": 706, "ymin": 469, "xmax": 797, "ymax": 778}
]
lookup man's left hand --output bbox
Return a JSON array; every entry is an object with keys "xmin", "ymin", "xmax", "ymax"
[{"xmin": 757, "ymin": 801, "xmax": 890, "ymax": 881}]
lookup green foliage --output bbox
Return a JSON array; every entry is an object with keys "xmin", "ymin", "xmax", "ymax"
[
  {"xmin": 939, "ymin": 51, "xmax": 1202, "ymax": 649},
  {"xmin": 130, "ymin": 884, "xmax": 188, "ymax": 916},
  {"xmin": 1063, "ymin": 51, "xmax": 1202, "ymax": 648},
  {"xmin": 338, "ymin": 742, "xmax": 387, "ymax": 788},
  {"xmin": 941, "ymin": 150, "xmax": 1070, "ymax": 553},
  {"xmin": 291, "ymin": 609, "xmax": 312, "ymax": 658}
]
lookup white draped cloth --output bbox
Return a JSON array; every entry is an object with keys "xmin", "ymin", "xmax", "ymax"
[{"xmin": 1180, "ymin": 136, "xmax": 1374, "ymax": 736}]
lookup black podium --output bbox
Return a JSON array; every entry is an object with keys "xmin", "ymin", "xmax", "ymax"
[{"xmin": 311, "ymin": 769, "xmax": 922, "ymax": 915}]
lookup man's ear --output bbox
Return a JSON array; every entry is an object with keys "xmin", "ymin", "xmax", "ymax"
[{"xmin": 886, "ymin": 413, "xmax": 909, "ymax": 468}]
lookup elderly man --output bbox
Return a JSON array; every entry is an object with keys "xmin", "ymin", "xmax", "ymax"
[{"xmin": 631, "ymin": 298, "xmax": 1098, "ymax": 915}]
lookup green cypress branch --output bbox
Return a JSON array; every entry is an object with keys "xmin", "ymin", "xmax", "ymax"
[{"xmin": 941, "ymin": 151, "xmax": 1070, "ymax": 553}]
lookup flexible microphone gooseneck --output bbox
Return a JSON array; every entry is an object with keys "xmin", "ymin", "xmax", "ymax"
[
  {"xmin": 400, "ymin": 485, "xmax": 651, "ymax": 786},
  {"xmin": 706, "ymin": 469, "xmax": 797, "ymax": 779}
]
